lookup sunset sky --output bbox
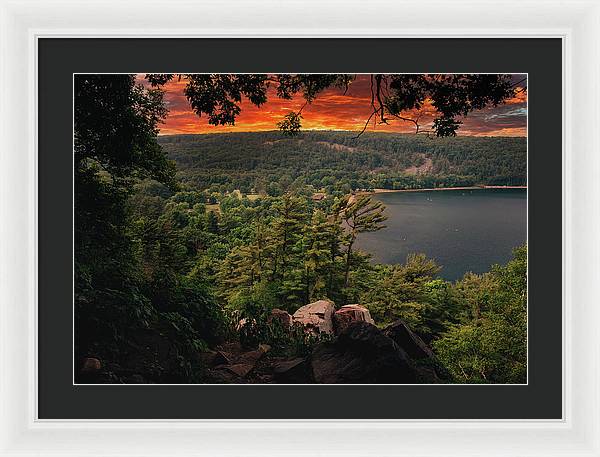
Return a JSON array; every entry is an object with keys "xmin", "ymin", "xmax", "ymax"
[{"xmin": 144, "ymin": 74, "xmax": 527, "ymax": 137}]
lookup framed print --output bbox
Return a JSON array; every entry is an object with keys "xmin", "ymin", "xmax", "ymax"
[
  {"xmin": 73, "ymin": 70, "xmax": 530, "ymax": 389},
  {"xmin": 1, "ymin": 0, "xmax": 599, "ymax": 456},
  {"xmin": 42, "ymin": 39, "xmax": 557, "ymax": 420}
]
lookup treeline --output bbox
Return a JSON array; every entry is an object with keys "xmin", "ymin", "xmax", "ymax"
[{"xmin": 159, "ymin": 131, "xmax": 527, "ymax": 194}]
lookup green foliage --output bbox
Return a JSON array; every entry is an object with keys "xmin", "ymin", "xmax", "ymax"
[
  {"xmin": 75, "ymin": 75, "xmax": 177, "ymax": 363},
  {"xmin": 337, "ymin": 194, "xmax": 387, "ymax": 291},
  {"xmin": 75, "ymin": 74, "xmax": 527, "ymax": 384},
  {"xmin": 303, "ymin": 210, "xmax": 341, "ymax": 301},
  {"xmin": 433, "ymin": 246, "xmax": 527, "ymax": 383},
  {"xmin": 159, "ymin": 131, "xmax": 527, "ymax": 195},
  {"xmin": 234, "ymin": 311, "xmax": 332, "ymax": 358},
  {"xmin": 209, "ymin": 192, "xmax": 392, "ymax": 316},
  {"xmin": 277, "ymin": 112, "xmax": 303, "ymax": 136},
  {"xmin": 360, "ymin": 254, "xmax": 459, "ymax": 341},
  {"xmin": 74, "ymin": 75, "xmax": 226, "ymax": 382}
]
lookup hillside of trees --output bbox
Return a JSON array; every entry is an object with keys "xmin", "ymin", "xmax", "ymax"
[{"xmin": 159, "ymin": 131, "xmax": 526, "ymax": 195}]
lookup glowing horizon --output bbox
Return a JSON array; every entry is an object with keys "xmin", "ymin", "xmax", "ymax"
[{"xmin": 143, "ymin": 74, "xmax": 527, "ymax": 137}]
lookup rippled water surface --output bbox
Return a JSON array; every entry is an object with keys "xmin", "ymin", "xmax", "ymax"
[{"xmin": 355, "ymin": 189, "xmax": 527, "ymax": 281}]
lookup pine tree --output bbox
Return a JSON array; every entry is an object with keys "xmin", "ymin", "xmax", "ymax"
[
  {"xmin": 270, "ymin": 194, "xmax": 306, "ymax": 282},
  {"xmin": 303, "ymin": 209, "xmax": 336, "ymax": 302},
  {"xmin": 336, "ymin": 195, "xmax": 387, "ymax": 292}
]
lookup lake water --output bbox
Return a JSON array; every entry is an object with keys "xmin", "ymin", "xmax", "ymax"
[{"xmin": 355, "ymin": 189, "xmax": 527, "ymax": 281}]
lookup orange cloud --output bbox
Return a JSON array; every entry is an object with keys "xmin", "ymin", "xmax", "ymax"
[
  {"xmin": 504, "ymin": 89, "xmax": 528, "ymax": 105},
  {"xmin": 143, "ymin": 74, "xmax": 527, "ymax": 137}
]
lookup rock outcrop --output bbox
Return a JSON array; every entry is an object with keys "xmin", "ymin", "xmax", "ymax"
[
  {"xmin": 333, "ymin": 304, "xmax": 374, "ymax": 334},
  {"xmin": 292, "ymin": 300, "xmax": 336, "ymax": 335},
  {"xmin": 382, "ymin": 320, "xmax": 446, "ymax": 383},
  {"xmin": 382, "ymin": 320, "xmax": 435, "ymax": 360},
  {"xmin": 310, "ymin": 321, "xmax": 417, "ymax": 384},
  {"xmin": 212, "ymin": 343, "xmax": 271, "ymax": 379},
  {"xmin": 273, "ymin": 357, "xmax": 311, "ymax": 383},
  {"xmin": 268, "ymin": 308, "xmax": 293, "ymax": 328}
]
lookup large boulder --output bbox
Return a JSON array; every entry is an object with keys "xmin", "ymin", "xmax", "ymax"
[
  {"xmin": 310, "ymin": 322, "xmax": 417, "ymax": 384},
  {"xmin": 292, "ymin": 300, "xmax": 336, "ymax": 335},
  {"xmin": 333, "ymin": 304, "xmax": 375, "ymax": 335},
  {"xmin": 268, "ymin": 308, "xmax": 293, "ymax": 328}
]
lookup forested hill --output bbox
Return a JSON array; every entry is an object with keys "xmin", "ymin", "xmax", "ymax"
[{"xmin": 158, "ymin": 130, "xmax": 526, "ymax": 194}]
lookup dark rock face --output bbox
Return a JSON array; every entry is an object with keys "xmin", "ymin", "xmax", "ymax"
[
  {"xmin": 197, "ymin": 350, "xmax": 232, "ymax": 367},
  {"xmin": 310, "ymin": 322, "xmax": 417, "ymax": 384},
  {"xmin": 206, "ymin": 343, "xmax": 272, "ymax": 382},
  {"xmin": 273, "ymin": 357, "xmax": 311, "ymax": 384},
  {"xmin": 382, "ymin": 320, "xmax": 446, "ymax": 383},
  {"xmin": 382, "ymin": 320, "xmax": 435, "ymax": 360},
  {"xmin": 204, "ymin": 368, "xmax": 244, "ymax": 384}
]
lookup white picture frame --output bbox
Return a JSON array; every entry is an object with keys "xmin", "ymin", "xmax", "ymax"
[{"xmin": 1, "ymin": 0, "xmax": 598, "ymax": 455}]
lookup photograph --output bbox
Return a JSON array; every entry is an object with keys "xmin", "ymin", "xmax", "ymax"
[{"xmin": 74, "ymin": 73, "xmax": 527, "ymax": 385}]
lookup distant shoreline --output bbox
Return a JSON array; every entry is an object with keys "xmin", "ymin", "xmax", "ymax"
[{"xmin": 361, "ymin": 185, "xmax": 527, "ymax": 195}]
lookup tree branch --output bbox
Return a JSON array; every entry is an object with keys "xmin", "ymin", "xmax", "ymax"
[
  {"xmin": 509, "ymin": 77, "xmax": 527, "ymax": 88},
  {"xmin": 352, "ymin": 109, "xmax": 378, "ymax": 139},
  {"xmin": 375, "ymin": 75, "xmax": 387, "ymax": 124}
]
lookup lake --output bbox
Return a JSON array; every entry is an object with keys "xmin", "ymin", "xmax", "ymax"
[{"xmin": 355, "ymin": 188, "xmax": 527, "ymax": 281}]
